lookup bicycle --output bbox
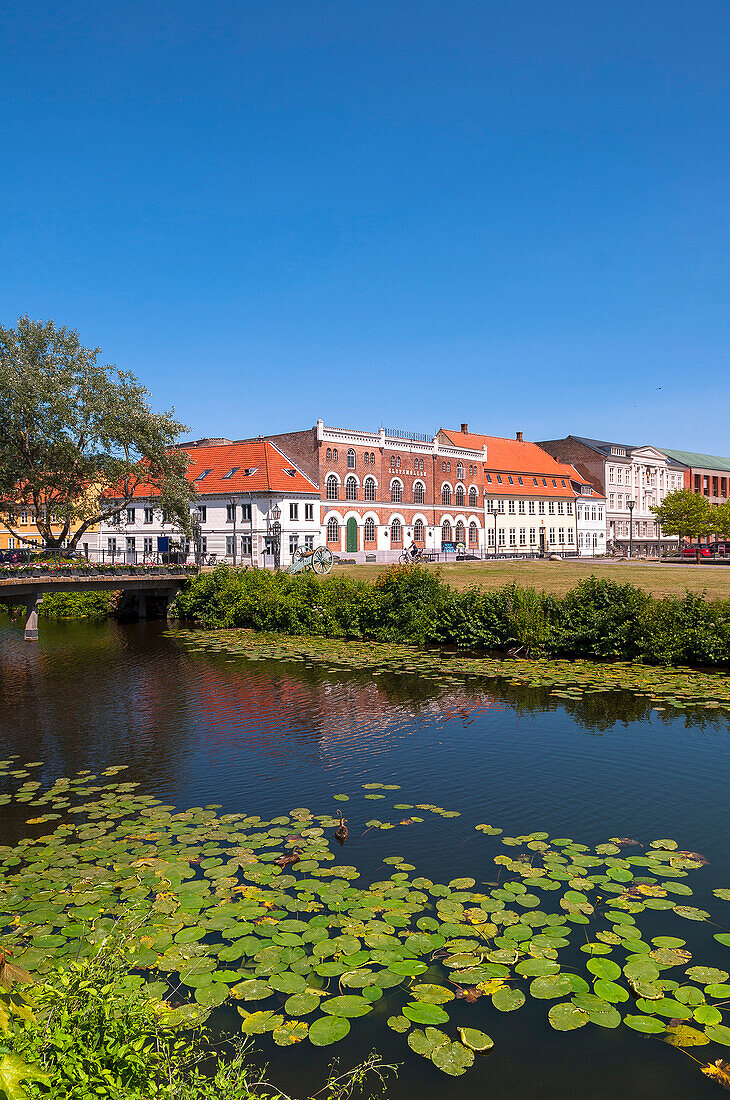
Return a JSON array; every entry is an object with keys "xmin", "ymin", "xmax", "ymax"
[{"xmin": 398, "ymin": 547, "xmax": 425, "ymax": 565}]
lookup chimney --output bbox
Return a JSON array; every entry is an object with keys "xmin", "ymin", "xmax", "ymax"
[
  {"xmin": 516, "ymin": 431, "xmax": 523, "ymax": 443},
  {"xmin": 461, "ymin": 423, "xmax": 468, "ymax": 433}
]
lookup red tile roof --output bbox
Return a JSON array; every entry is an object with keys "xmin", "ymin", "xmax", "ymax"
[
  {"xmin": 126, "ymin": 441, "xmax": 319, "ymax": 499},
  {"xmin": 441, "ymin": 428, "xmax": 575, "ymax": 476}
]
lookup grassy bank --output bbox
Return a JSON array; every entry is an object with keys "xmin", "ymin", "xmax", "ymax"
[
  {"xmin": 332, "ymin": 559, "xmax": 730, "ymax": 599},
  {"xmin": 174, "ymin": 565, "xmax": 730, "ymax": 668}
]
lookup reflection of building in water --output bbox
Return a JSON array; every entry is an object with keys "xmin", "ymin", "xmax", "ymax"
[{"xmin": 189, "ymin": 657, "xmax": 506, "ymax": 765}]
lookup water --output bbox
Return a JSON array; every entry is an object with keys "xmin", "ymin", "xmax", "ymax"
[{"xmin": 1, "ymin": 616, "xmax": 729, "ymax": 1097}]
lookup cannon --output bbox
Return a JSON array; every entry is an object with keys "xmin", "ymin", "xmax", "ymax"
[{"xmin": 286, "ymin": 545, "xmax": 334, "ymax": 575}]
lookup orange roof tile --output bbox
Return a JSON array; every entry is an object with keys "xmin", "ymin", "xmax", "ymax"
[
  {"xmin": 441, "ymin": 428, "xmax": 576, "ymax": 476},
  {"xmin": 125, "ymin": 441, "xmax": 319, "ymax": 499}
]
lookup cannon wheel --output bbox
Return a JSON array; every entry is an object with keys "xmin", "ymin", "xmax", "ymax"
[
  {"xmin": 311, "ymin": 546, "xmax": 334, "ymax": 574},
  {"xmin": 292, "ymin": 545, "xmax": 307, "ymax": 563}
]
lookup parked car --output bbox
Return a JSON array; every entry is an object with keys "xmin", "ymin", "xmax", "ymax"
[
  {"xmin": 682, "ymin": 545, "xmax": 711, "ymax": 558},
  {"xmin": 709, "ymin": 541, "xmax": 730, "ymax": 556}
]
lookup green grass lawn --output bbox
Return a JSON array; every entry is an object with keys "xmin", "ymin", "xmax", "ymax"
[{"xmin": 331, "ymin": 558, "xmax": 730, "ymax": 599}]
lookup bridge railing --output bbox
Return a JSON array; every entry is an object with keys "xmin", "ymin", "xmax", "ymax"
[{"xmin": 0, "ymin": 545, "xmax": 201, "ymax": 575}]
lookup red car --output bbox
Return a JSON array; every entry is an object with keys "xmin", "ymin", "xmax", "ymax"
[{"xmin": 682, "ymin": 545, "xmax": 711, "ymax": 557}]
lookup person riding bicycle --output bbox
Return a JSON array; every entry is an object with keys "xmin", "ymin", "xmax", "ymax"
[{"xmin": 407, "ymin": 540, "xmax": 420, "ymax": 561}]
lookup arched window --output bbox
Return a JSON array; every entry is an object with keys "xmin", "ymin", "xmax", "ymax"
[
  {"xmin": 390, "ymin": 480, "xmax": 402, "ymax": 504},
  {"xmin": 391, "ymin": 518, "xmax": 402, "ymax": 544},
  {"xmin": 413, "ymin": 481, "xmax": 425, "ymax": 505},
  {"xmin": 347, "ymin": 448, "xmax": 355, "ymax": 469},
  {"xmin": 326, "ymin": 448, "xmax": 332, "ymax": 461},
  {"xmin": 457, "ymin": 463, "xmax": 464, "ymax": 480},
  {"xmin": 332, "ymin": 448, "xmax": 338, "ymax": 462},
  {"xmin": 469, "ymin": 487, "xmax": 478, "ymax": 507},
  {"xmin": 414, "ymin": 518, "xmax": 425, "ymax": 543},
  {"xmin": 469, "ymin": 521, "xmax": 478, "ymax": 545},
  {"xmin": 326, "ymin": 517, "xmax": 339, "ymax": 543},
  {"xmin": 364, "ymin": 477, "xmax": 376, "ymax": 501},
  {"xmin": 370, "ymin": 452, "xmax": 376, "ymax": 463},
  {"xmin": 441, "ymin": 520, "xmax": 452, "ymax": 545},
  {"xmin": 455, "ymin": 485, "xmax": 465, "ymax": 507},
  {"xmin": 345, "ymin": 476, "xmax": 357, "ymax": 500},
  {"xmin": 326, "ymin": 475, "xmax": 339, "ymax": 500},
  {"xmin": 455, "ymin": 521, "xmax": 465, "ymax": 544},
  {"xmin": 390, "ymin": 456, "xmax": 396, "ymax": 468},
  {"xmin": 442, "ymin": 484, "xmax": 451, "ymax": 506},
  {"xmin": 363, "ymin": 452, "xmax": 369, "ymax": 465},
  {"xmin": 396, "ymin": 456, "xmax": 401, "ymax": 468},
  {"xmin": 364, "ymin": 517, "xmax": 376, "ymax": 542}
]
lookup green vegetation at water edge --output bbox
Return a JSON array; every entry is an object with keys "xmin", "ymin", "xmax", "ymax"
[
  {"xmin": 170, "ymin": 628, "xmax": 730, "ymax": 714},
  {"xmin": 3, "ymin": 761, "xmax": 730, "ymax": 1092},
  {"xmin": 173, "ymin": 566, "xmax": 730, "ymax": 667},
  {"xmin": 0, "ymin": 591, "xmax": 117, "ymax": 622}
]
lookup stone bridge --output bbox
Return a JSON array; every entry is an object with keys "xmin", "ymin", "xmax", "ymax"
[{"xmin": 0, "ymin": 570, "xmax": 194, "ymax": 639}]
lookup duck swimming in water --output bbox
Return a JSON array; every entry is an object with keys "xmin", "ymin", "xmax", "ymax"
[
  {"xmin": 334, "ymin": 811, "xmax": 348, "ymax": 844},
  {"xmin": 274, "ymin": 847, "xmax": 302, "ymax": 868}
]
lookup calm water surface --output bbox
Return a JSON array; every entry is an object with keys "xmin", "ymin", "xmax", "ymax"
[{"xmin": 1, "ymin": 617, "xmax": 730, "ymax": 1098}]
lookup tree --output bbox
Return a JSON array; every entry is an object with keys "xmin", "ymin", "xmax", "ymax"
[
  {"xmin": 714, "ymin": 500, "xmax": 730, "ymax": 540},
  {"xmin": 0, "ymin": 316, "xmax": 196, "ymax": 550},
  {"xmin": 650, "ymin": 488, "xmax": 716, "ymax": 544}
]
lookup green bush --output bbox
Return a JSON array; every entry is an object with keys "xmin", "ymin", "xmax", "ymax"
[
  {"xmin": 173, "ymin": 565, "xmax": 730, "ymax": 667},
  {"xmin": 39, "ymin": 591, "xmax": 118, "ymax": 621}
]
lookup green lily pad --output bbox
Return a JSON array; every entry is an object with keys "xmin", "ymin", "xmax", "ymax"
[
  {"xmin": 458, "ymin": 1028, "xmax": 493, "ymax": 1052},
  {"xmin": 492, "ymin": 986, "xmax": 525, "ymax": 1012},
  {"xmin": 387, "ymin": 1015, "xmax": 411, "ymax": 1033},
  {"xmin": 529, "ymin": 975, "xmax": 572, "ymax": 1000},
  {"xmin": 403, "ymin": 1002, "xmax": 450, "ymax": 1025},
  {"xmin": 548, "ymin": 1002, "xmax": 590, "ymax": 1031},
  {"xmin": 320, "ymin": 995, "xmax": 372, "ymax": 1018},
  {"xmin": 308, "ymin": 1015, "xmax": 351, "ymax": 1046},
  {"xmin": 624, "ymin": 1015, "xmax": 665, "ymax": 1034},
  {"xmin": 431, "ymin": 1040, "xmax": 475, "ymax": 1076}
]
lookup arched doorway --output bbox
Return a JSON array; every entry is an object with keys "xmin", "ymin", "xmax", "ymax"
[{"xmin": 346, "ymin": 517, "xmax": 358, "ymax": 553}]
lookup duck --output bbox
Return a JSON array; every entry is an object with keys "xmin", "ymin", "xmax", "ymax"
[
  {"xmin": 334, "ymin": 811, "xmax": 348, "ymax": 844},
  {"xmin": 274, "ymin": 847, "xmax": 302, "ymax": 868}
]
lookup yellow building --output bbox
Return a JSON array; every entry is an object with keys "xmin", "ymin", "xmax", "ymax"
[{"xmin": 0, "ymin": 505, "xmax": 99, "ymax": 553}]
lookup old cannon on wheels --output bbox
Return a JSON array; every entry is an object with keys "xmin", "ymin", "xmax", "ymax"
[{"xmin": 286, "ymin": 545, "xmax": 334, "ymax": 575}]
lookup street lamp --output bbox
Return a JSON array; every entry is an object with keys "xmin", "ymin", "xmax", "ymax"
[
  {"xmin": 486, "ymin": 501, "xmax": 498, "ymax": 555},
  {"xmin": 270, "ymin": 503, "xmax": 282, "ymax": 569},
  {"xmin": 627, "ymin": 499, "xmax": 635, "ymax": 558},
  {"xmin": 656, "ymin": 517, "xmax": 662, "ymax": 560}
]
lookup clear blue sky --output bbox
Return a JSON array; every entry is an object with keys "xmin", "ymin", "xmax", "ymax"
[{"xmin": 2, "ymin": 1, "xmax": 729, "ymax": 452}]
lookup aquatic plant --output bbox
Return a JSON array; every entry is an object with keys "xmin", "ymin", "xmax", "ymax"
[{"xmin": 2, "ymin": 761, "xmax": 730, "ymax": 1089}]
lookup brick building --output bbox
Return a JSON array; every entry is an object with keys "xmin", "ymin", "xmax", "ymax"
[{"xmin": 656, "ymin": 448, "xmax": 730, "ymax": 508}]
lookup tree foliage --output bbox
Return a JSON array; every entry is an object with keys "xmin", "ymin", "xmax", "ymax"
[
  {"xmin": 650, "ymin": 489, "xmax": 717, "ymax": 542},
  {"xmin": 0, "ymin": 316, "xmax": 196, "ymax": 549}
]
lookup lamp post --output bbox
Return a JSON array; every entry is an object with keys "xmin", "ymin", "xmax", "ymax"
[
  {"xmin": 656, "ymin": 517, "xmax": 662, "ymax": 561},
  {"xmin": 627, "ymin": 499, "xmax": 635, "ymax": 558},
  {"xmin": 229, "ymin": 496, "xmax": 238, "ymax": 566},
  {"xmin": 270, "ymin": 503, "xmax": 282, "ymax": 569},
  {"xmin": 487, "ymin": 501, "xmax": 498, "ymax": 555}
]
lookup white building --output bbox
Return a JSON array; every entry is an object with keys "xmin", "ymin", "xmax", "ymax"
[
  {"xmin": 567, "ymin": 471, "xmax": 606, "ymax": 557},
  {"xmin": 99, "ymin": 440, "xmax": 321, "ymax": 568}
]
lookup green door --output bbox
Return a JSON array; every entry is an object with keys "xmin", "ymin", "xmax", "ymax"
[{"xmin": 346, "ymin": 517, "xmax": 358, "ymax": 553}]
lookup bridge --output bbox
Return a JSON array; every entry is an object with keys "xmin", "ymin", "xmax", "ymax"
[{"xmin": 0, "ymin": 569, "xmax": 194, "ymax": 639}]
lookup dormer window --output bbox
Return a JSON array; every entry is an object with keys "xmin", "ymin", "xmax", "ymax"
[
  {"xmin": 194, "ymin": 469, "xmax": 212, "ymax": 481},
  {"xmin": 222, "ymin": 467, "xmax": 240, "ymax": 479}
]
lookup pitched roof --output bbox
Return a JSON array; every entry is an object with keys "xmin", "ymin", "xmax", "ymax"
[
  {"xmin": 127, "ymin": 441, "xmax": 319, "ymax": 498},
  {"xmin": 569, "ymin": 436, "xmax": 685, "ymax": 468},
  {"xmin": 657, "ymin": 447, "xmax": 730, "ymax": 474},
  {"xmin": 440, "ymin": 428, "xmax": 578, "ymax": 477}
]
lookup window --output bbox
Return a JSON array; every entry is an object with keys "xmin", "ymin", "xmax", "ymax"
[
  {"xmin": 441, "ymin": 520, "xmax": 452, "ymax": 544},
  {"xmin": 396, "ymin": 456, "xmax": 401, "ymax": 468},
  {"xmin": 508, "ymin": 476, "xmax": 514, "ymax": 485},
  {"xmin": 305, "ymin": 503, "xmax": 314, "ymax": 521},
  {"xmin": 364, "ymin": 477, "xmax": 376, "ymax": 502},
  {"xmin": 609, "ymin": 494, "xmax": 615, "ymax": 508},
  {"xmin": 326, "ymin": 448, "xmax": 332, "ymax": 461},
  {"xmin": 617, "ymin": 494, "xmax": 623, "ymax": 509},
  {"xmin": 414, "ymin": 481, "xmax": 425, "ymax": 505},
  {"xmin": 194, "ymin": 469, "xmax": 212, "ymax": 482},
  {"xmin": 518, "ymin": 500, "xmax": 525, "ymax": 514},
  {"xmin": 241, "ymin": 535, "xmax": 252, "ymax": 556},
  {"xmin": 509, "ymin": 528, "xmax": 516, "ymax": 547},
  {"xmin": 455, "ymin": 521, "xmax": 465, "ymax": 544},
  {"xmin": 222, "ymin": 467, "xmax": 240, "ymax": 479},
  {"xmin": 508, "ymin": 500, "xmax": 515, "ymax": 514},
  {"xmin": 486, "ymin": 474, "xmax": 492, "ymax": 483},
  {"xmin": 332, "ymin": 449, "xmax": 338, "ymax": 462},
  {"xmin": 469, "ymin": 487, "xmax": 477, "ymax": 507},
  {"xmin": 226, "ymin": 504, "xmax": 234, "ymax": 522},
  {"xmin": 538, "ymin": 501, "xmax": 545, "ymax": 515},
  {"xmin": 579, "ymin": 533, "xmax": 584, "ymax": 548},
  {"xmin": 469, "ymin": 521, "xmax": 478, "ymax": 545},
  {"xmin": 498, "ymin": 528, "xmax": 505, "ymax": 546},
  {"xmin": 497, "ymin": 499, "xmax": 505, "ymax": 513},
  {"xmin": 304, "ymin": 534, "xmax": 314, "ymax": 551},
  {"xmin": 529, "ymin": 528, "xmax": 536, "ymax": 544},
  {"xmin": 244, "ymin": 467, "xmax": 258, "ymax": 476},
  {"xmin": 446, "ymin": 462, "xmax": 450, "ymax": 472},
  {"xmin": 528, "ymin": 501, "xmax": 535, "ymax": 514},
  {"xmin": 566, "ymin": 502, "xmax": 573, "ymax": 515},
  {"xmin": 487, "ymin": 527, "xmax": 495, "ymax": 547},
  {"xmin": 391, "ymin": 518, "xmax": 402, "ymax": 544},
  {"xmin": 225, "ymin": 536, "xmax": 235, "ymax": 557},
  {"xmin": 549, "ymin": 527, "xmax": 555, "ymax": 544},
  {"xmin": 519, "ymin": 529, "xmax": 526, "ymax": 546},
  {"xmin": 442, "ymin": 485, "xmax": 451, "ymax": 506},
  {"xmin": 455, "ymin": 485, "xmax": 465, "ymax": 507},
  {"xmin": 457, "ymin": 464, "xmax": 464, "ymax": 480},
  {"xmin": 290, "ymin": 503, "xmax": 299, "ymax": 521},
  {"xmin": 241, "ymin": 503, "xmax": 251, "ymax": 522},
  {"xmin": 126, "ymin": 537, "xmax": 135, "ymax": 552},
  {"xmin": 616, "ymin": 468, "xmax": 623, "ymax": 484},
  {"xmin": 518, "ymin": 476, "xmax": 523, "ymax": 485},
  {"xmin": 552, "ymin": 479, "xmax": 557, "ymax": 487},
  {"xmin": 345, "ymin": 476, "xmax": 357, "ymax": 500},
  {"xmin": 442, "ymin": 461, "xmax": 446, "ymax": 471},
  {"xmin": 7, "ymin": 538, "xmax": 14, "ymax": 549},
  {"xmin": 542, "ymin": 478, "xmax": 547, "ymax": 486},
  {"xmin": 347, "ymin": 448, "xmax": 355, "ymax": 469},
  {"xmin": 496, "ymin": 475, "xmax": 502, "ymax": 484},
  {"xmin": 143, "ymin": 537, "xmax": 154, "ymax": 556},
  {"xmin": 364, "ymin": 452, "xmax": 369, "ymax": 465},
  {"xmin": 558, "ymin": 528, "xmax": 565, "ymax": 545},
  {"xmin": 326, "ymin": 475, "xmax": 339, "ymax": 500},
  {"xmin": 198, "ymin": 506, "xmax": 207, "ymax": 523},
  {"xmin": 598, "ymin": 508, "xmax": 603, "ymax": 521},
  {"xmin": 107, "ymin": 537, "xmax": 117, "ymax": 555},
  {"xmin": 414, "ymin": 518, "xmax": 425, "ymax": 543},
  {"xmin": 391, "ymin": 480, "xmax": 402, "ymax": 504},
  {"xmin": 126, "ymin": 508, "xmax": 135, "ymax": 524},
  {"xmin": 364, "ymin": 517, "xmax": 376, "ymax": 542},
  {"xmin": 289, "ymin": 535, "xmax": 299, "ymax": 555},
  {"xmin": 327, "ymin": 517, "xmax": 339, "ymax": 543},
  {"xmin": 533, "ymin": 478, "xmax": 538, "ymax": 486},
  {"xmin": 557, "ymin": 502, "xmax": 564, "ymax": 515},
  {"xmin": 391, "ymin": 456, "xmax": 396, "ymax": 468},
  {"xmin": 591, "ymin": 506, "xmax": 597, "ymax": 522},
  {"xmin": 548, "ymin": 502, "xmax": 555, "ymax": 515}
]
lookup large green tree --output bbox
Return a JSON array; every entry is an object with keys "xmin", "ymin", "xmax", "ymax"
[
  {"xmin": 0, "ymin": 316, "xmax": 196, "ymax": 550},
  {"xmin": 713, "ymin": 499, "xmax": 730, "ymax": 540},
  {"xmin": 650, "ymin": 488, "xmax": 716, "ymax": 544}
]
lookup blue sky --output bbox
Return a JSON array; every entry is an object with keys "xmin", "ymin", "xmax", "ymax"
[{"xmin": 2, "ymin": 1, "xmax": 729, "ymax": 452}]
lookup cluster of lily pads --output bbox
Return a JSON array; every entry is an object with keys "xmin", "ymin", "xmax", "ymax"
[
  {"xmin": 2, "ymin": 761, "xmax": 730, "ymax": 1083},
  {"xmin": 170, "ymin": 628, "xmax": 730, "ymax": 715}
]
